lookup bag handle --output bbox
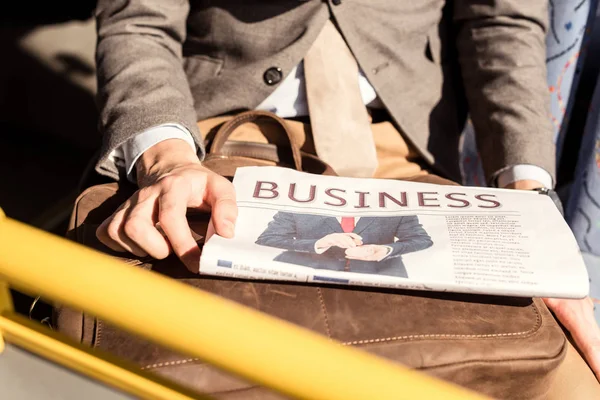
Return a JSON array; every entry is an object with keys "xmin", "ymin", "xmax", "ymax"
[{"xmin": 209, "ymin": 110, "xmax": 303, "ymax": 171}]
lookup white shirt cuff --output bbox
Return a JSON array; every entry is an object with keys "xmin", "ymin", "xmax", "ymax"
[
  {"xmin": 380, "ymin": 245, "xmax": 393, "ymax": 260},
  {"xmin": 495, "ymin": 165, "xmax": 554, "ymax": 189},
  {"xmin": 108, "ymin": 124, "xmax": 197, "ymax": 184}
]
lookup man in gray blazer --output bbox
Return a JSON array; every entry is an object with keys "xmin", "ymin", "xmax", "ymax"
[
  {"xmin": 92, "ymin": 0, "xmax": 600, "ymax": 384},
  {"xmin": 256, "ymin": 213, "xmax": 433, "ymax": 277}
]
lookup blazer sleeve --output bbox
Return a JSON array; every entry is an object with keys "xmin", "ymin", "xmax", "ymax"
[
  {"xmin": 94, "ymin": 0, "xmax": 204, "ymax": 180},
  {"xmin": 255, "ymin": 212, "xmax": 318, "ymax": 253},
  {"xmin": 386, "ymin": 216, "xmax": 433, "ymax": 258},
  {"xmin": 453, "ymin": 1, "xmax": 555, "ymax": 184}
]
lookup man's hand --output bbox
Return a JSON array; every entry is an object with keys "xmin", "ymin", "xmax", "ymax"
[
  {"xmin": 315, "ymin": 232, "xmax": 363, "ymax": 252},
  {"xmin": 505, "ymin": 179, "xmax": 600, "ymax": 379},
  {"xmin": 502, "ymin": 179, "xmax": 545, "ymax": 190},
  {"xmin": 544, "ymin": 297, "xmax": 600, "ymax": 380},
  {"xmin": 96, "ymin": 139, "xmax": 237, "ymax": 272},
  {"xmin": 345, "ymin": 244, "xmax": 391, "ymax": 262}
]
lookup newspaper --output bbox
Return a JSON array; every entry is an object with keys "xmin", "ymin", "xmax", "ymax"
[{"xmin": 200, "ymin": 166, "xmax": 589, "ymax": 298}]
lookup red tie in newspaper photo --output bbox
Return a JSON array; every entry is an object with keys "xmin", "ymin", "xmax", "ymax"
[{"xmin": 340, "ymin": 216, "xmax": 355, "ymax": 233}]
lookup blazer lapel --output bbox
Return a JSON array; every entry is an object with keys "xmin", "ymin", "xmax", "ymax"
[
  {"xmin": 324, "ymin": 217, "xmax": 343, "ymax": 233},
  {"xmin": 353, "ymin": 217, "xmax": 375, "ymax": 235}
]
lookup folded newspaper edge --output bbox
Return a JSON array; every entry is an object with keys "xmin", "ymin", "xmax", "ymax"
[{"xmin": 200, "ymin": 166, "xmax": 589, "ymax": 299}]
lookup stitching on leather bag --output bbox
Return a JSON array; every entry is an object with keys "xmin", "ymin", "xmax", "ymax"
[
  {"xmin": 141, "ymin": 303, "xmax": 542, "ymax": 371},
  {"xmin": 136, "ymin": 303, "xmax": 541, "ymax": 370},
  {"xmin": 141, "ymin": 358, "xmax": 201, "ymax": 370},
  {"xmin": 79, "ymin": 313, "xmax": 85, "ymax": 343},
  {"xmin": 233, "ymin": 154, "xmax": 278, "ymax": 164},
  {"xmin": 342, "ymin": 300, "xmax": 542, "ymax": 346},
  {"xmin": 316, "ymin": 288, "xmax": 332, "ymax": 338},
  {"xmin": 221, "ymin": 149, "xmax": 278, "ymax": 161},
  {"xmin": 95, "ymin": 320, "xmax": 103, "ymax": 347}
]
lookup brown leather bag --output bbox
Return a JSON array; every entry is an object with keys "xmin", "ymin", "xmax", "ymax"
[
  {"xmin": 202, "ymin": 111, "xmax": 336, "ymax": 178},
  {"xmin": 56, "ymin": 111, "xmax": 567, "ymax": 400}
]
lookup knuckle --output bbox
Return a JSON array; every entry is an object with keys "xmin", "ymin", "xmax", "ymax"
[
  {"xmin": 211, "ymin": 178, "xmax": 236, "ymax": 196},
  {"xmin": 123, "ymin": 217, "xmax": 144, "ymax": 238},
  {"xmin": 158, "ymin": 208, "xmax": 176, "ymax": 224},
  {"xmin": 106, "ymin": 221, "xmax": 121, "ymax": 240},
  {"xmin": 137, "ymin": 186, "xmax": 156, "ymax": 199},
  {"xmin": 211, "ymin": 171, "xmax": 232, "ymax": 185},
  {"xmin": 214, "ymin": 196, "xmax": 237, "ymax": 207},
  {"xmin": 160, "ymin": 175, "xmax": 186, "ymax": 189},
  {"xmin": 213, "ymin": 198, "xmax": 237, "ymax": 215},
  {"xmin": 159, "ymin": 198, "xmax": 177, "ymax": 214}
]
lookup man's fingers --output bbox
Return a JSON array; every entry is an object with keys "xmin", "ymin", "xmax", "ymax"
[
  {"xmin": 123, "ymin": 197, "xmax": 171, "ymax": 259},
  {"xmin": 330, "ymin": 237, "xmax": 346, "ymax": 248},
  {"xmin": 346, "ymin": 233, "xmax": 363, "ymax": 244},
  {"xmin": 582, "ymin": 338, "xmax": 600, "ymax": 381},
  {"xmin": 97, "ymin": 200, "xmax": 131, "ymax": 253},
  {"xmin": 346, "ymin": 254, "xmax": 375, "ymax": 261},
  {"xmin": 96, "ymin": 218, "xmax": 127, "ymax": 253},
  {"xmin": 101, "ymin": 208, "xmax": 148, "ymax": 257},
  {"xmin": 158, "ymin": 185, "xmax": 200, "ymax": 271},
  {"xmin": 345, "ymin": 247, "xmax": 372, "ymax": 261},
  {"xmin": 333, "ymin": 235, "xmax": 356, "ymax": 248},
  {"xmin": 571, "ymin": 321, "xmax": 600, "ymax": 380},
  {"xmin": 545, "ymin": 297, "xmax": 600, "ymax": 379},
  {"xmin": 205, "ymin": 175, "xmax": 237, "ymax": 238},
  {"xmin": 567, "ymin": 301, "xmax": 600, "ymax": 379},
  {"xmin": 342, "ymin": 235, "xmax": 358, "ymax": 248}
]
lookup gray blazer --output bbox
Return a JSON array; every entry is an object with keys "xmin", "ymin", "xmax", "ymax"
[
  {"xmin": 255, "ymin": 212, "xmax": 433, "ymax": 278},
  {"xmin": 94, "ymin": 0, "xmax": 555, "ymax": 183}
]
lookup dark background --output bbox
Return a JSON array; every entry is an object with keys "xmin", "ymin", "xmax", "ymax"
[
  {"xmin": 0, "ymin": 1, "xmax": 99, "ymax": 231},
  {"xmin": 1, "ymin": 1, "xmax": 100, "ymax": 316}
]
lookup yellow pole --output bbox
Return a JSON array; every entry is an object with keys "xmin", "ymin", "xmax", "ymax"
[
  {"xmin": 0, "ymin": 216, "xmax": 488, "ymax": 400},
  {"xmin": 0, "ymin": 208, "xmax": 12, "ymax": 352},
  {"xmin": 0, "ymin": 313, "xmax": 208, "ymax": 400},
  {"xmin": 0, "ymin": 280, "xmax": 12, "ymax": 353}
]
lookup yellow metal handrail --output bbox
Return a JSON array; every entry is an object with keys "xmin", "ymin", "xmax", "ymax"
[
  {"xmin": 0, "ymin": 212, "xmax": 488, "ymax": 399},
  {"xmin": 0, "ymin": 313, "xmax": 207, "ymax": 400}
]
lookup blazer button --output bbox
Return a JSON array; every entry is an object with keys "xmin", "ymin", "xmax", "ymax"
[{"xmin": 263, "ymin": 67, "xmax": 283, "ymax": 85}]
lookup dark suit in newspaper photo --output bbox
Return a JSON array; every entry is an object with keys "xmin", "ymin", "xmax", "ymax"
[{"xmin": 255, "ymin": 212, "xmax": 433, "ymax": 278}]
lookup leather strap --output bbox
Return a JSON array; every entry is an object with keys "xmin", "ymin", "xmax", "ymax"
[
  {"xmin": 216, "ymin": 141, "xmax": 337, "ymax": 176},
  {"xmin": 220, "ymin": 141, "xmax": 282, "ymax": 164},
  {"xmin": 210, "ymin": 110, "xmax": 303, "ymax": 171}
]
